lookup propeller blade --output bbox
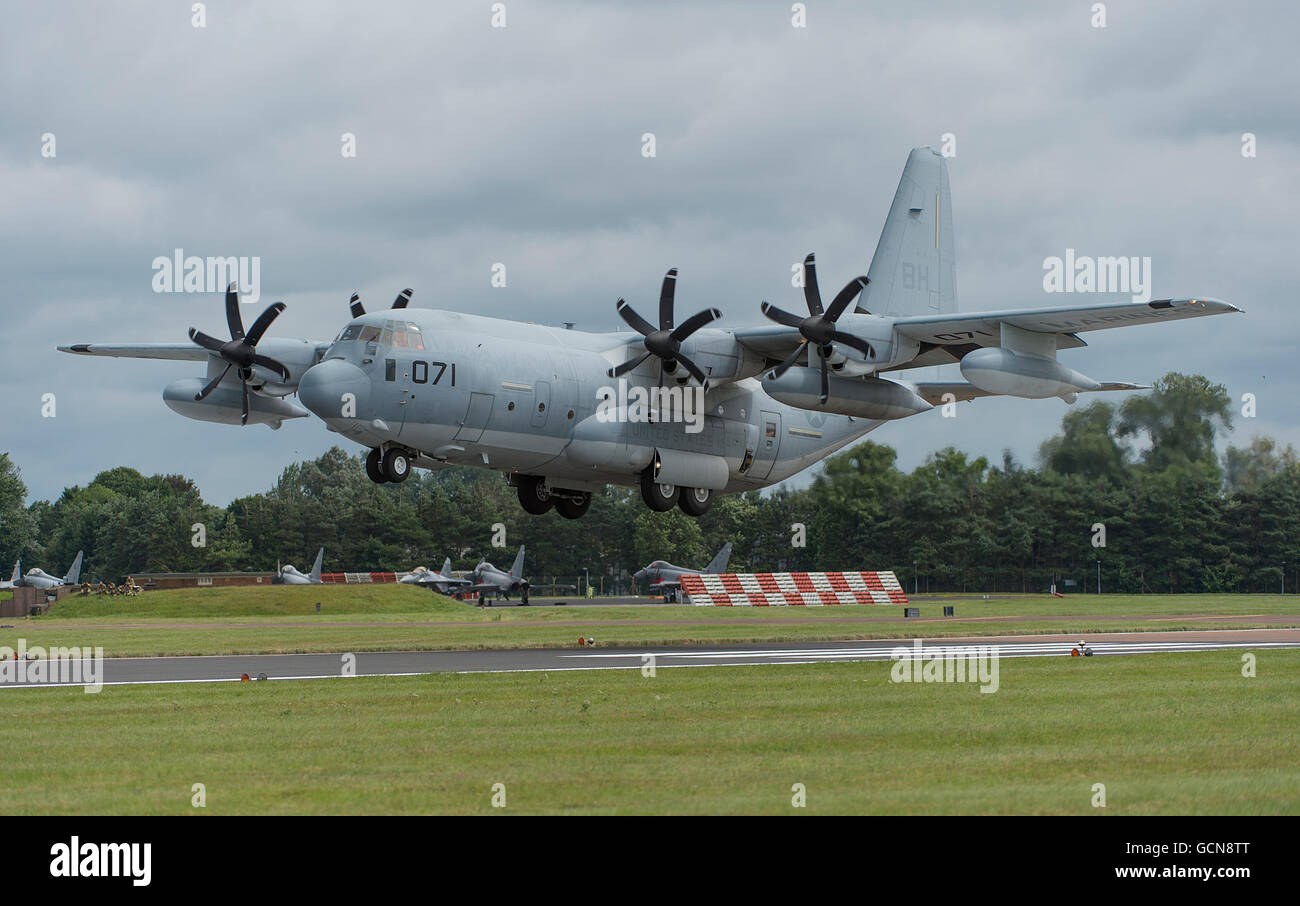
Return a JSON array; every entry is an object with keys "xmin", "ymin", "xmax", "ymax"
[
  {"xmin": 819, "ymin": 347, "xmax": 830, "ymax": 404},
  {"xmin": 392, "ymin": 288, "xmax": 413, "ymax": 309},
  {"xmin": 766, "ymin": 340, "xmax": 807, "ymax": 380},
  {"xmin": 608, "ymin": 349, "xmax": 652, "ymax": 378},
  {"xmin": 349, "ymin": 292, "xmax": 365, "ymax": 318},
  {"xmin": 193, "ymin": 363, "xmax": 233, "ymax": 401},
  {"xmin": 830, "ymin": 330, "xmax": 874, "ymax": 359},
  {"xmin": 251, "ymin": 353, "xmax": 292, "ymax": 383},
  {"xmin": 675, "ymin": 353, "xmax": 710, "ymax": 391},
  {"xmin": 188, "ymin": 328, "xmax": 225, "ymax": 352},
  {"xmin": 658, "ymin": 268, "xmax": 678, "ymax": 330},
  {"xmin": 825, "ymin": 276, "xmax": 869, "ymax": 322},
  {"xmin": 615, "ymin": 299, "xmax": 656, "ymax": 337},
  {"xmin": 802, "ymin": 253, "xmax": 822, "ymax": 316},
  {"xmin": 240, "ymin": 378, "xmax": 250, "ymax": 425},
  {"xmin": 243, "ymin": 302, "xmax": 286, "ymax": 345},
  {"xmin": 669, "ymin": 307, "xmax": 722, "ymax": 343},
  {"xmin": 760, "ymin": 302, "xmax": 805, "ymax": 329},
  {"xmin": 225, "ymin": 282, "xmax": 245, "ymax": 340}
]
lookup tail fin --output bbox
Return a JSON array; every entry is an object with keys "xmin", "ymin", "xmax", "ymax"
[
  {"xmin": 10, "ymin": 561, "xmax": 20, "ymax": 584},
  {"xmin": 705, "ymin": 542, "xmax": 733, "ymax": 574},
  {"xmin": 859, "ymin": 146, "xmax": 957, "ymax": 317},
  {"xmin": 64, "ymin": 551, "xmax": 84, "ymax": 585},
  {"xmin": 309, "ymin": 547, "xmax": 324, "ymax": 583},
  {"xmin": 510, "ymin": 545, "xmax": 525, "ymax": 578},
  {"xmin": 441, "ymin": 557, "xmax": 452, "ymax": 577}
]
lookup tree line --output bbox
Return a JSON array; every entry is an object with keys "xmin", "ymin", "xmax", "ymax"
[{"xmin": 2, "ymin": 372, "xmax": 1296, "ymax": 594}]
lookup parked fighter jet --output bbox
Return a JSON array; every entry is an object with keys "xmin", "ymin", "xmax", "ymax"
[
  {"xmin": 467, "ymin": 546, "xmax": 529, "ymax": 605},
  {"xmin": 1, "ymin": 552, "xmax": 83, "ymax": 590},
  {"xmin": 60, "ymin": 148, "xmax": 1241, "ymax": 521},
  {"xmin": 635, "ymin": 542, "xmax": 732, "ymax": 602},
  {"xmin": 399, "ymin": 557, "xmax": 472, "ymax": 594},
  {"xmin": 276, "ymin": 548, "xmax": 324, "ymax": 585}
]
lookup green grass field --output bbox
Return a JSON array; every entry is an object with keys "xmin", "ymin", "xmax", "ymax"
[
  {"xmin": 7, "ymin": 585, "xmax": 1298, "ymax": 657},
  {"xmin": 1, "ymin": 649, "xmax": 1295, "ymax": 814}
]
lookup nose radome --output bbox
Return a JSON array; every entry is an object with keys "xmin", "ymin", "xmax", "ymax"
[{"xmin": 299, "ymin": 358, "xmax": 370, "ymax": 421}]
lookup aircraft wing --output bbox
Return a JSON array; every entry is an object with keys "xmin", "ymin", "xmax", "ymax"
[
  {"xmin": 911, "ymin": 380, "xmax": 1147, "ymax": 405},
  {"xmin": 890, "ymin": 298, "xmax": 1240, "ymax": 346},
  {"xmin": 57, "ymin": 343, "xmax": 210, "ymax": 361},
  {"xmin": 732, "ymin": 298, "xmax": 1240, "ymax": 367}
]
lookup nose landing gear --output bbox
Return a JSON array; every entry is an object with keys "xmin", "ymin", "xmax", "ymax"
[{"xmin": 365, "ymin": 447, "xmax": 412, "ymax": 484}]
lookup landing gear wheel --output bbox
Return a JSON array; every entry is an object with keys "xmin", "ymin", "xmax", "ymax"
[
  {"xmin": 383, "ymin": 449, "xmax": 411, "ymax": 482},
  {"xmin": 678, "ymin": 486, "xmax": 714, "ymax": 517},
  {"xmin": 554, "ymin": 492, "xmax": 592, "ymax": 519},
  {"xmin": 366, "ymin": 448, "xmax": 388, "ymax": 483},
  {"xmin": 640, "ymin": 466, "xmax": 679, "ymax": 511},
  {"xmin": 517, "ymin": 476, "xmax": 554, "ymax": 514}
]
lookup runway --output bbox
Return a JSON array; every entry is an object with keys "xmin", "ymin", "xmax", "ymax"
[{"xmin": 2, "ymin": 629, "xmax": 1297, "ymax": 689}]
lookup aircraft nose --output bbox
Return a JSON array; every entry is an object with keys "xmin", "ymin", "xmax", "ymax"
[{"xmin": 299, "ymin": 358, "xmax": 370, "ymax": 421}]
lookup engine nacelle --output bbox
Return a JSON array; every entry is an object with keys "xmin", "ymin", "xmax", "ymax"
[
  {"xmin": 761, "ymin": 370, "xmax": 932, "ymax": 420},
  {"xmin": 959, "ymin": 348, "xmax": 1100, "ymax": 400},
  {"xmin": 163, "ymin": 378, "xmax": 310, "ymax": 428}
]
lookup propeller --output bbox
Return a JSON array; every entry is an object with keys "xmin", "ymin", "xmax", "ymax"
[
  {"xmin": 349, "ymin": 288, "xmax": 414, "ymax": 317},
  {"xmin": 188, "ymin": 282, "xmax": 292, "ymax": 425},
  {"xmin": 607, "ymin": 268, "xmax": 721, "ymax": 391},
  {"xmin": 760, "ymin": 253, "xmax": 873, "ymax": 403}
]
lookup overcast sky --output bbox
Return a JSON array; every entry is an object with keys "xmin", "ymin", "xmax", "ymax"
[{"xmin": 1, "ymin": 1, "xmax": 1296, "ymax": 505}]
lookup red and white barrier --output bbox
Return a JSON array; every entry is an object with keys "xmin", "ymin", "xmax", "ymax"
[{"xmin": 679, "ymin": 571, "xmax": 907, "ymax": 606}]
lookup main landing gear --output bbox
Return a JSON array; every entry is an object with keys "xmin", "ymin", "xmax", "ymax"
[
  {"xmin": 366, "ymin": 447, "xmax": 412, "ymax": 484},
  {"xmin": 640, "ymin": 466, "xmax": 713, "ymax": 516},
  {"xmin": 514, "ymin": 475, "xmax": 592, "ymax": 519}
]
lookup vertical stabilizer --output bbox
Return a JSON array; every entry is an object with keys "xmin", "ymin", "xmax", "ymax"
[
  {"xmin": 859, "ymin": 146, "xmax": 957, "ymax": 317},
  {"xmin": 705, "ymin": 542, "xmax": 733, "ymax": 574},
  {"xmin": 441, "ymin": 557, "xmax": 452, "ymax": 577},
  {"xmin": 64, "ymin": 551, "xmax": 84, "ymax": 585},
  {"xmin": 510, "ymin": 545, "xmax": 526, "ymax": 578},
  {"xmin": 309, "ymin": 547, "xmax": 325, "ymax": 583}
]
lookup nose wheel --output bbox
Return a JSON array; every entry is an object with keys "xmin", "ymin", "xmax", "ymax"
[{"xmin": 366, "ymin": 447, "xmax": 412, "ymax": 484}]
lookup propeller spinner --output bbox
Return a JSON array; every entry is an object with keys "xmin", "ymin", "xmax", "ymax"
[
  {"xmin": 760, "ymin": 253, "xmax": 873, "ymax": 403},
  {"xmin": 188, "ymin": 282, "xmax": 291, "ymax": 425},
  {"xmin": 607, "ymin": 268, "xmax": 721, "ymax": 391}
]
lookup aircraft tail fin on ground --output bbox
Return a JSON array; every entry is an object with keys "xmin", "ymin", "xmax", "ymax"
[
  {"xmin": 705, "ymin": 542, "xmax": 733, "ymax": 574},
  {"xmin": 510, "ymin": 545, "xmax": 525, "ymax": 578},
  {"xmin": 6, "ymin": 560, "xmax": 19, "ymax": 586},
  {"xmin": 441, "ymin": 557, "xmax": 452, "ymax": 577},
  {"xmin": 310, "ymin": 547, "xmax": 324, "ymax": 583},
  {"xmin": 64, "ymin": 551, "xmax": 84, "ymax": 585},
  {"xmin": 860, "ymin": 146, "xmax": 957, "ymax": 318}
]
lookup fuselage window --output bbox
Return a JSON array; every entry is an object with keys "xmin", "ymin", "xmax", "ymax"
[
  {"xmin": 385, "ymin": 359, "xmax": 396, "ymax": 382},
  {"xmin": 765, "ymin": 421, "xmax": 776, "ymax": 438}
]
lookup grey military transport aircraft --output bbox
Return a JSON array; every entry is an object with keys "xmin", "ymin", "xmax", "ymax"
[
  {"xmin": 59, "ymin": 148, "xmax": 1240, "ymax": 520},
  {"xmin": 635, "ymin": 542, "xmax": 733, "ymax": 602},
  {"xmin": 1, "ymin": 551, "xmax": 83, "ymax": 590},
  {"xmin": 275, "ymin": 548, "xmax": 324, "ymax": 585},
  {"xmin": 399, "ymin": 557, "xmax": 472, "ymax": 594}
]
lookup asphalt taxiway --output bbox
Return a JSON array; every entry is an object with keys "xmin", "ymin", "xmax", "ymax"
[{"xmin": 2, "ymin": 629, "xmax": 1296, "ymax": 689}]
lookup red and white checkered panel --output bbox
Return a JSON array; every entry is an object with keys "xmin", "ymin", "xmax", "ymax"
[{"xmin": 680, "ymin": 571, "xmax": 908, "ymax": 606}]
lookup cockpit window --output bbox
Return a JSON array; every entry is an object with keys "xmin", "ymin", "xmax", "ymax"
[
  {"xmin": 359, "ymin": 325, "xmax": 381, "ymax": 343},
  {"xmin": 339, "ymin": 324, "xmax": 363, "ymax": 342}
]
